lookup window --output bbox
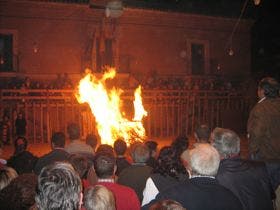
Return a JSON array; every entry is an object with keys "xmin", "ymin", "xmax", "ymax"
[
  {"xmin": 0, "ymin": 34, "xmax": 13, "ymax": 72},
  {"xmin": 191, "ymin": 43, "xmax": 205, "ymax": 75},
  {"xmin": 186, "ymin": 39, "xmax": 210, "ymax": 75},
  {"xmin": 0, "ymin": 30, "xmax": 18, "ymax": 73},
  {"xmin": 96, "ymin": 38, "xmax": 114, "ymax": 72}
]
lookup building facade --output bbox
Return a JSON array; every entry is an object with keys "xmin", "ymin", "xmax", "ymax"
[{"xmin": 0, "ymin": 0, "xmax": 252, "ymax": 84}]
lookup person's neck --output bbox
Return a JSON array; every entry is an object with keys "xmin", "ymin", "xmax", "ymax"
[
  {"xmin": 190, "ymin": 174, "xmax": 215, "ymax": 179},
  {"xmin": 53, "ymin": 147, "xmax": 65, "ymax": 151},
  {"xmin": 97, "ymin": 177, "xmax": 115, "ymax": 183},
  {"xmin": 258, "ymin": 96, "xmax": 266, "ymax": 103}
]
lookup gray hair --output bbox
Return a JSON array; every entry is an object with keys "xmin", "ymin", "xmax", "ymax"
[
  {"xmin": 211, "ymin": 127, "xmax": 240, "ymax": 158},
  {"xmin": 130, "ymin": 143, "xmax": 150, "ymax": 163},
  {"xmin": 35, "ymin": 162, "xmax": 82, "ymax": 210},
  {"xmin": 189, "ymin": 144, "xmax": 220, "ymax": 176},
  {"xmin": 84, "ymin": 185, "xmax": 116, "ymax": 210}
]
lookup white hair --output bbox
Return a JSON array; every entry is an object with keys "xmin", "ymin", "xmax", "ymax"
[
  {"xmin": 211, "ymin": 127, "xmax": 240, "ymax": 158},
  {"xmin": 189, "ymin": 144, "xmax": 220, "ymax": 176}
]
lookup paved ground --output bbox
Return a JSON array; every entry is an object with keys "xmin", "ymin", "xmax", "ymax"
[{"xmin": 1, "ymin": 135, "xmax": 249, "ymax": 160}]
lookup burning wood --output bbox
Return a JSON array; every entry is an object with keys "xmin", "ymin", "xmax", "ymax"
[{"xmin": 76, "ymin": 68, "xmax": 147, "ymax": 146}]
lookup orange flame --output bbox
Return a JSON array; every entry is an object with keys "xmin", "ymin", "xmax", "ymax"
[{"xmin": 76, "ymin": 68, "xmax": 147, "ymax": 146}]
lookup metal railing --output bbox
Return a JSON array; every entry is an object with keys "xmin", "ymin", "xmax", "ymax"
[
  {"xmin": 0, "ymin": 89, "xmax": 254, "ymax": 143},
  {"xmin": 29, "ymin": 0, "xmax": 89, "ymax": 4}
]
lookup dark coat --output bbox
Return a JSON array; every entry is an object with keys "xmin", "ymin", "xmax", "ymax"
[
  {"xmin": 34, "ymin": 148, "xmax": 70, "ymax": 175},
  {"xmin": 115, "ymin": 156, "xmax": 131, "ymax": 176},
  {"xmin": 247, "ymin": 98, "xmax": 280, "ymax": 160},
  {"xmin": 216, "ymin": 158, "xmax": 274, "ymax": 210},
  {"xmin": 7, "ymin": 151, "xmax": 37, "ymax": 174},
  {"xmin": 142, "ymin": 177, "xmax": 243, "ymax": 210},
  {"xmin": 150, "ymin": 173, "xmax": 188, "ymax": 193},
  {"xmin": 118, "ymin": 164, "xmax": 152, "ymax": 202}
]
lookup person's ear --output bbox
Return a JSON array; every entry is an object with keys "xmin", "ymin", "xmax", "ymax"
[
  {"xmin": 186, "ymin": 168, "xmax": 192, "ymax": 178},
  {"xmin": 79, "ymin": 192, "xmax": 83, "ymax": 210},
  {"xmin": 113, "ymin": 165, "xmax": 117, "ymax": 174}
]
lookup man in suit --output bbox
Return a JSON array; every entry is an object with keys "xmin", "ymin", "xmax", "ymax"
[{"xmin": 143, "ymin": 144, "xmax": 243, "ymax": 210}]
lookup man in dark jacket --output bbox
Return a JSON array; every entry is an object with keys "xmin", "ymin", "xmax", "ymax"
[
  {"xmin": 212, "ymin": 127, "xmax": 274, "ymax": 210},
  {"xmin": 247, "ymin": 77, "xmax": 280, "ymax": 160},
  {"xmin": 142, "ymin": 144, "xmax": 243, "ymax": 210},
  {"xmin": 34, "ymin": 132, "xmax": 70, "ymax": 174},
  {"xmin": 7, "ymin": 136, "xmax": 37, "ymax": 174},
  {"xmin": 118, "ymin": 142, "xmax": 152, "ymax": 202}
]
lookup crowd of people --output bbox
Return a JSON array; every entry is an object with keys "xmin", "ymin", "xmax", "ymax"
[
  {"xmin": 0, "ymin": 73, "xmax": 74, "ymax": 90},
  {"xmin": 0, "ymin": 73, "xmax": 255, "ymax": 94},
  {"xmin": 0, "ymin": 76, "xmax": 279, "ymax": 210}
]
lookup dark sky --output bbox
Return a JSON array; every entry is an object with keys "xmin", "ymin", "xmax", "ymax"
[{"xmin": 251, "ymin": 0, "xmax": 280, "ymax": 80}]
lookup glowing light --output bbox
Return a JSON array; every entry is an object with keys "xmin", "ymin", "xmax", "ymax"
[{"xmin": 76, "ymin": 67, "xmax": 147, "ymax": 146}]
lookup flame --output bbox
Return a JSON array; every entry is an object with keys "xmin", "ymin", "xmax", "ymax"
[{"xmin": 76, "ymin": 68, "xmax": 147, "ymax": 146}]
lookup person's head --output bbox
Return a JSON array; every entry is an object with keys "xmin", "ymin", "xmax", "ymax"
[
  {"xmin": 83, "ymin": 185, "xmax": 116, "ymax": 210},
  {"xmin": 51, "ymin": 132, "xmax": 66, "ymax": 149},
  {"xmin": 258, "ymin": 77, "xmax": 279, "ymax": 99},
  {"xmin": 96, "ymin": 144, "xmax": 114, "ymax": 156},
  {"xmin": 35, "ymin": 162, "xmax": 83, "ymax": 210},
  {"xmin": 186, "ymin": 144, "xmax": 220, "ymax": 177},
  {"xmin": 171, "ymin": 135, "xmax": 189, "ymax": 157},
  {"xmin": 86, "ymin": 134, "xmax": 98, "ymax": 151},
  {"xmin": 113, "ymin": 139, "xmax": 127, "ymax": 156},
  {"xmin": 94, "ymin": 152, "xmax": 116, "ymax": 179},
  {"xmin": 149, "ymin": 199, "xmax": 186, "ymax": 210},
  {"xmin": 0, "ymin": 166, "xmax": 18, "ymax": 190},
  {"xmin": 211, "ymin": 127, "xmax": 240, "ymax": 159},
  {"xmin": 0, "ymin": 173, "xmax": 37, "ymax": 210},
  {"xmin": 69, "ymin": 154, "xmax": 90, "ymax": 179},
  {"xmin": 130, "ymin": 142, "xmax": 150, "ymax": 163},
  {"xmin": 67, "ymin": 123, "xmax": 80, "ymax": 140},
  {"xmin": 154, "ymin": 146, "xmax": 181, "ymax": 179},
  {"xmin": 14, "ymin": 136, "xmax": 28, "ymax": 155},
  {"xmin": 145, "ymin": 140, "xmax": 158, "ymax": 158},
  {"xmin": 194, "ymin": 124, "xmax": 211, "ymax": 143},
  {"xmin": 18, "ymin": 112, "xmax": 23, "ymax": 119}
]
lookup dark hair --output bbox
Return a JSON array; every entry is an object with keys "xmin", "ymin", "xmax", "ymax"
[
  {"xmin": 153, "ymin": 146, "xmax": 182, "ymax": 179},
  {"xmin": 86, "ymin": 134, "xmax": 98, "ymax": 150},
  {"xmin": 51, "ymin": 132, "xmax": 66, "ymax": 148},
  {"xmin": 145, "ymin": 140, "xmax": 158, "ymax": 155},
  {"xmin": 149, "ymin": 199, "xmax": 186, "ymax": 210},
  {"xmin": 14, "ymin": 136, "xmax": 28, "ymax": 155},
  {"xmin": 67, "ymin": 123, "xmax": 80, "ymax": 140},
  {"xmin": 69, "ymin": 154, "xmax": 90, "ymax": 179},
  {"xmin": 113, "ymin": 139, "xmax": 127, "ymax": 156},
  {"xmin": 171, "ymin": 135, "xmax": 189, "ymax": 157},
  {"xmin": 195, "ymin": 124, "xmax": 210, "ymax": 143},
  {"xmin": 35, "ymin": 162, "xmax": 82, "ymax": 210},
  {"xmin": 0, "ymin": 173, "xmax": 37, "ymax": 210},
  {"xmin": 170, "ymin": 136, "xmax": 189, "ymax": 174},
  {"xmin": 258, "ymin": 77, "xmax": 279, "ymax": 98},
  {"xmin": 96, "ymin": 144, "xmax": 114, "ymax": 156},
  {"xmin": 94, "ymin": 152, "xmax": 116, "ymax": 178}
]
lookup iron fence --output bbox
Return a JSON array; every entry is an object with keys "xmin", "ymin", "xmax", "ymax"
[{"xmin": 0, "ymin": 89, "xmax": 254, "ymax": 143}]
